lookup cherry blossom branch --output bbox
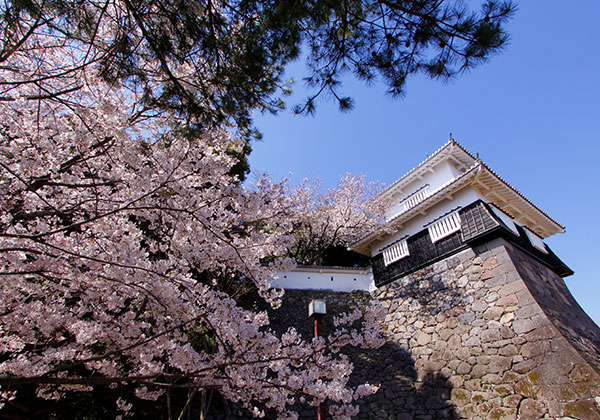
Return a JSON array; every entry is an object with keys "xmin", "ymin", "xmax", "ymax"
[{"xmin": 41, "ymin": 315, "xmax": 208, "ymax": 377}]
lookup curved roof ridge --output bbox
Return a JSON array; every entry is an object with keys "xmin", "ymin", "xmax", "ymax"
[
  {"xmin": 477, "ymin": 162, "xmax": 565, "ymax": 233},
  {"xmin": 378, "ymin": 138, "xmax": 476, "ymax": 200}
]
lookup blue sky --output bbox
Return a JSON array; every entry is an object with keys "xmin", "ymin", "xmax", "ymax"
[{"xmin": 249, "ymin": 2, "xmax": 600, "ymax": 325}]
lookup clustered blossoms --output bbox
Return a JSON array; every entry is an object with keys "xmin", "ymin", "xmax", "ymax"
[
  {"xmin": 0, "ymin": 3, "xmax": 385, "ymax": 418},
  {"xmin": 288, "ymin": 174, "xmax": 386, "ymax": 266}
]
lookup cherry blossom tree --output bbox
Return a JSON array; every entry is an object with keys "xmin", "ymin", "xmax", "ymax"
[
  {"xmin": 0, "ymin": 0, "xmax": 515, "ymax": 416},
  {"xmin": 288, "ymin": 174, "xmax": 385, "ymax": 266},
  {"xmin": 0, "ymin": 0, "xmax": 515, "ymax": 138},
  {"xmin": 0, "ymin": 6, "xmax": 385, "ymax": 419}
]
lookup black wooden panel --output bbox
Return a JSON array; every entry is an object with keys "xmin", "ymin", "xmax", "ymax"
[
  {"xmin": 371, "ymin": 200, "xmax": 573, "ymax": 288},
  {"xmin": 463, "ymin": 201, "xmax": 573, "ymax": 277},
  {"xmin": 373, "ymin": 228, "xmax": 464, "ymax": 287},
  {"xmin": 502, "ymin": 224, "xmax": 573, "ymax": 277},
  {"xmin": 460, "ymin": 201, "xmax": 499, "ymax": 242}
]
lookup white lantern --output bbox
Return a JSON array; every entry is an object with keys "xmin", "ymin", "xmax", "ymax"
[{"xmin": 308, "ymin": 299, "xmax": 327, "ymax": 317}]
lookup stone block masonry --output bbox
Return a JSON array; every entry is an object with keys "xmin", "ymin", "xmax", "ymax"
[
  {"xmin": 368, "ymin": 237, "xmax": 600, "ymax": 419},
  {"xmin": 269, "ymin": 237, "xmax": 600, "ymax": 419}
]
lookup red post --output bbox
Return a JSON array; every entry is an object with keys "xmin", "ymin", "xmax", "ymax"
[
  {"xmin": 308, "ymin": 299, "xmax": 327, "ymax": 420},
  {"xmin": 314, "ymin": 315, "xmax": 326, "ymax": 420},
  {"xmin": 317, "ymin": 402, "xmax": 327, "ymax": 420},
  {"xmin": 314, "ymin": 316, "xmax": 322, "ymax": 338}
]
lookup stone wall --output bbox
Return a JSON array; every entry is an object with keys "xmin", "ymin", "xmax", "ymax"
[
  {"xmin": 274, "ymin": 237, "xmax": 600, "ymax": 419},
  {"xmin": 268, "ymin": 289, "xmax": 460, "ymax": 420},
  {"xmin": 370, "ymin": 237, "xmax": 600, "ymax": 419}
]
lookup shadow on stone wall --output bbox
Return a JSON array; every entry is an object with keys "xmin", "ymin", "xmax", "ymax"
[
  {"xmin": 376, "ymin": 256, "xmax": 469, "ymax": 319},
  {"xmin": 266, "ymin": 289, "xmax": 459, "ymax": 420},
  {"xmin": 505, "ymin": 244, "xmax": 600, "ymax": 372},
  {"xmin": 348, "ymin": 342, "xmax": 458, "ymax": 420}
]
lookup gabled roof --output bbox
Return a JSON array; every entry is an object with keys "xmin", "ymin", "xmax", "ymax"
[
  {"xmin": 377, "ymin": 139, "xmax": 476, "ymax": 203},
  {"xmin": 351, "ymin": 163, "xmax": 480, "ymax": 255},
  {"xmin": 350, "ymin": 140, "xmax": 565, "ymax": 256}
]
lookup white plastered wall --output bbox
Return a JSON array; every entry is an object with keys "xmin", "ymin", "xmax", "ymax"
[
  {"xmin": 371, "ymin": 186, "xmax": 483, "ymax": 257},
  {"xmin": 272, "ymin": 268, "xmax": 374, "ymax": 292},
  {"xmin": 385, "ymin": 160, "xmax": 463, "ymax": 220}
]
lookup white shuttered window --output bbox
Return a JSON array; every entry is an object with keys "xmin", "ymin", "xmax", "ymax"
[
  {"xmin": 428, "ymin": 211, "xmax": 462, "ymax": 243},
  {"xmin": 383, "ymin": 239, "xmax": 409, "ymax": 266},
  {"xmin": 403, "ymin": 186, "xmax": 430, "ymax": 211},
  {"xmin": 490, "ymin": 205, "xmax": 520, "ymax": 236},
  {"xmin": 524, "ymin": 228, "xmax": 548, "ymax": 254}
]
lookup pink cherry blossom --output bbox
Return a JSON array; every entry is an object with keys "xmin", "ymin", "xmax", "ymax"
[{"xmin": 0, "ymin": 5, "xmax": 385, "ymax": 418}]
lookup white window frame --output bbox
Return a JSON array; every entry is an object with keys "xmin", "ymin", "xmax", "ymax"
[
  {"xmin": 383, "ymin": 239, "xmax": 409, "ymax": 266},
  {"xmin": 490, "ymin": 205, "xmax": 520, "ymax": 236},
  {"xmin": 402, "ymin": 185, "xmax": 430, "ymax": 211},
  {"xmin": 428, "ymin": 211, "xmax": 462, "ymax": 243}
]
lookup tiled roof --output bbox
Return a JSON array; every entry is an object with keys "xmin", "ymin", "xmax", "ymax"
[
  {"xmin": 377, "ymin": 139, "xmax": 476, "ymax": 201},
  {"xmin": 351, "ymin": 163, "xmax": 480, "ymax": 255},
  {"xmin": 474, "ymin": 160, "xmax": 565, "ymax": 234},
  {"xmin": 350, "ymin": 139, "xmax": 566, "ymax": 255},
  {"xmin": 291, "ymin": 265, "xmax": 372, "ymax": 273}
]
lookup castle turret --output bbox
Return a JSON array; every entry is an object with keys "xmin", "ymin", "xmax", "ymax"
[
  {"xmin": 346, "ymin": 140, "xmax": 600, "ymax": 419},
  {"xmin": 349, "ymin": 139, "xmax": 571, "ymax": 285}
]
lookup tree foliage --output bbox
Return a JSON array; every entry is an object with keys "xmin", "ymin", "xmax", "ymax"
[
  {"xmin": 0, "ymin": 0, "xmax": 516, "ymax": 417},
  {"xmin": 1, "ymin": 0, "xmax": 515, "ymax": 137},
  {"xmin": 289, "ymin": 174, "xmax": 384, "ymax": 267},
  {"xmin": 0, "ymin": 14, "xmax": 384, "ymax": 419}
]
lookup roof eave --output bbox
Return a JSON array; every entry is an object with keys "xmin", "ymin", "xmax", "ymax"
[
  {"xmin": 292, "ymin": 265, "xmax": 372, "ymax": 274},
  {"xmin": 473, "ymin": 166, "xmax": 565, "ymax": 238},
  {"xmin": 351, "ymin": 162, "xmax": 565, "ymax": 255},
  {"xmin": 349, "ymin": 164, "xmax": 481, "ymax": 255},
  {"xmin": 377, "ymin": 139, "xmax": 477, "ymax": 202}
]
